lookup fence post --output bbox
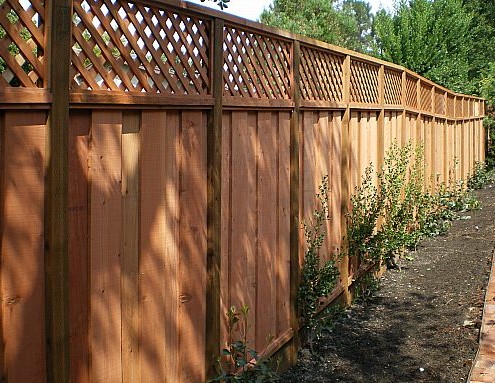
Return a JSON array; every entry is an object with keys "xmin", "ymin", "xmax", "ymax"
[
  {"xmin": 205, "ymin": 17, "xmax": 224, "ymax": 379},
  {"xmin": 289, "ymin": 39, "xmax": 301, "ymax": 365},
  {"xmin": 339, "ymin": 55, "xmax": 352, "ymax": 306},
  {"xmin": 377, "ymin": 65, "xmax": 385, "ymax": 164},
  {"xmin": 44, "ymin": 0, "xmax": 72, "ymax": 381}
]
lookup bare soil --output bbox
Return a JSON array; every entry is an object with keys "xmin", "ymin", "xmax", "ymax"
[{"xmin": 282, "ymin": 184, "xmax": 495, "ymax": 383}]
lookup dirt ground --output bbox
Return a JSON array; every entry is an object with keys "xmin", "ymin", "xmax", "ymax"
[{"xmin": 282, "ymin": 183, "xmax": 495, "ymax": 383}]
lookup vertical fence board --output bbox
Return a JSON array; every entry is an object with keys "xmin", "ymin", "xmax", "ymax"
[
  {"xmin": 1, "ymin": 111, "xmax": 46, "ymax": 383},
  {"xmin": 369, "ymin": 113, "xmax": 378, "ymax": 184},
  {"xmin": 446, "ymin": 121, "xmax": 453, "ymax": 181},
  {"xmin": 68, "ymin": 110, "xmax": 90, "ymax": 383},
  {"xmin": 302, "ymin": 111, "xmax": 316, "ymax": 235},
  {"xmin": 0, "ymin": 112, "xmax": 3, "ymax": 381},
  {"xmin": 220, "ymin": 112, "xmax": 232, "ymax": 347},
  {"xmin": 277, "ymin": 111, "xmax": 291, "ymax": 337},
  {"xmin": 89, "ymin": 110, "xmax": 123, "ymax": 383},
  {"xmin": 230, "ymin": 110, "xmax": 256, "ymax": 345},
  {"xmin": 348, "ymin": 111, "xmax": 360, "ymax": 278},
  {"xmin": 121, "ymin": 111, "xmax": 140, "ymax": 383},
  {"xmin": 423, "ymin": 117, "xmax": 433, "ymax": 190},
  {"xmin": 455, "ymin": 121, "xmax": 462, "ymax": 181},
  {"xmin": 317, "ymin": 111, "xmax": 333, "ymax": 259},
  {"xmin": 386, "ymin": 112, "xmax": 393, "ymax": 146},
  {"xmin": 331, "ymin": 112, "xmax": 342, "ymax": 254},
  {"xmin": 462, "ymin": 121, "xmax": 469, "ymax": 180},
  {"xmin": 256, "ymin": 111, "xmax": 277, "ymax": 349},
  {"xmin": 178, "ymin": 110, "xmax": 207, "ymax": 382},
  {"xmin": 433, "ymin": 120, "xmax": 443, "ymax": 187},
  {"xmin": 139, "ymin": 110, "xmax": 179, "ymax": 382}
]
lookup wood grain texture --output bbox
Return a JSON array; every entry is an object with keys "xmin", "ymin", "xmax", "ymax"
[
  {"xmin": 206, "ymin": 17, "xmax": 224, "ymax": 378},
  {"xmin": 68, "ymin": 110, "xmax": 90, "ymax": 383},
  {"xmin": 178, "ymin": 110, "xmax": 207, "ymax": 382},
  {"xmin": 2, "ymin": 111, "xmax": 46, "ymax": 383},
  {"xmin": 340, "ymin": 106, "xmax": 352, "ymax": 305},
  {"xmin": 139, "ymin": 110, "xmax": 178, "ymax": 382},
  {"xmin": 277, "ymin": 111, "xmax": 291, "ymax": 337},
  {"xmin": 121, "ymin": 110, "xmax": 140, "ymax": 383},
  {"xmin": 220, "ymin": 111, "xmax": 231, "ymax": 349},
  {"xmin": 0, "ymin": 111, "xmax": 4, "ymax": 380},
  {"xmin": 89, "ymin": 110, "xmax": 123, "ymax": 383},
  {"xmin": 331, "ymin": 112, "xmax": 342, "ymax": 254},
  {"xmin": 45, "ymin": 1, "xmax": 72, "ymax": 380},
  {"xmin": 256, "ymin": 111, "xmax": 277, "ymax": 349},
  {"xmin": 230, "ymin": 110, "xmax": 257, "ymax": 344}
]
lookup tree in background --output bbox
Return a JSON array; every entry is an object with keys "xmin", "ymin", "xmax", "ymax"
[
  {"xmin": 260, "ymin": 0, "xmax": 373, "ymax": 53},
  {"xmin": 461, "ymin": 0, "xmax": 495, "ymax": 165},
  {"xmin": 372, "ymin": 0, "xmax": 472, "ymax": 93},
  {"xmin": 462, "ymin": 0, "xmax": 495, "ymax": 93},
  {"xmin": 372, "ymin": 0, "xmax": 494, "ymax": 164}
]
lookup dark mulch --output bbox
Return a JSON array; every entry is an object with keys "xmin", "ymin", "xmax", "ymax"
[{"xmin": 282, "ymin": 184, "xmax": 495, "ymax": 383}]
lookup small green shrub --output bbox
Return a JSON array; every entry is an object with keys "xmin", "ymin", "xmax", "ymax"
[
  {"xmin": 209, "ymin": 305, "xmax": 280, "ymax": 383},
  {"xmin": 346, "ymin": 141, "xmax": 482, "ymax": 270},
  {"xmin": 375, "ymin": 142, "xmax": 425, "ymax": 267},
  {"xmin": 352, "ymin": 272, "xmax": 381, "ymax": 303},
  {"xmin": 298, "ymin": 175, "xmax": 340, "ymax": 344},
  {"xmin": 468, "ymin": 162, "xmax": 494, "ymax": 190},
  {"xmin": 346, "ymin": 165, "xmax": 384, "ymax": 264}
]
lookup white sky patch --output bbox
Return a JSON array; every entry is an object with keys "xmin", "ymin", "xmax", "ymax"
[{"xmin": 187, "ymin": 0, "xmax": 396, "ymax": 21}]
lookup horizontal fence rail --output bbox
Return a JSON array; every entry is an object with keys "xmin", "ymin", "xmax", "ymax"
[{"xmin": 0, "ymin": 0, "xmax": 486, "ymax": 382}]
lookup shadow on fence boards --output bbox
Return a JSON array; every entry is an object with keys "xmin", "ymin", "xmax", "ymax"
[{"xmin": 0, "ymin": 0, "xmax": 485, "ymax": 381}]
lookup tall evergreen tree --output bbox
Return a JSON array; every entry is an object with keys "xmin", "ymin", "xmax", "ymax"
[
  {"xmin": 372, "ymin": 0, "xmax": 473, "ymax": 93},
  {"xmin": 260, "ymin": 0, "xmax": 373, "ymax": 53}
]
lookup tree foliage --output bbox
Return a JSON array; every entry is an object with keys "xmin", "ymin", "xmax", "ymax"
[
  {"xmin": 372, "ymin": 0, "xmax": 473, "ymax": 93},
  {"xmin": 260, "ymin": 0, "xmax": 373, "ymax": 53}
]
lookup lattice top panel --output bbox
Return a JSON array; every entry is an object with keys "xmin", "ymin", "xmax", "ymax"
[
  {"xmin": 223, "ymin": 25, "xmax": 291, "ymax": 99},
  {"xmin": 299, "ymin": 45, "xmax": 343, "ymax": 102},
  {"xmin": 0, "ymin": 0, "xmax": 45, "ymax": 88},
  {"xmin": 71, "ymin": 0, "xmax": 210, "ymax": 94},
  {"xmin": 446, "ymin": 94, "xmax": 455, "ymax": 117},
  {"xmin": 434, "ymin": 89, "xmax": 445, "ymax": 115},
  {"xmin": 350, "ymin": 59, "xmax": 378, "ymax": 104},
  {"xmin": 420, "ymin": 82, "xmax": 432, "ymax": 112},
  {"xmin": 384, "ymin": 68, "xmax": 402, "ymax": 105},
  {"xmin": 405, "ymin": 74, "xmax": 417, "ymax": 108}
]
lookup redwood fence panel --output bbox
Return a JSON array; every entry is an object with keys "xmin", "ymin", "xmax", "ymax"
[{"xmin": 0, "ymin": 0, "xmax": 487, "ymax": 381}]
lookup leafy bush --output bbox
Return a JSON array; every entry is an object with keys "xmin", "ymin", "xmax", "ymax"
[
  {"xmin": 468, "ymin": 162, "xmax": 494, "ymax": 189},
  {"xmin": 346, "ymin": 141, "xmax": 482, "ymax": 269},
  {"xmin": 346, "ymin": 165, "xmax": 384, "ymax": 264},
  {"xmin": 298, "ymin": 175, "xmax": 340, "ymax": 344},
  {"xmin": 209, "ymin": 305, "xmax": 280, "ymax": 383}
]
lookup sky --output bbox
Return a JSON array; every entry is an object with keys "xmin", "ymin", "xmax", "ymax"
[{"xmin": 188, "ymin": 0, "xmax": 395, "ymax": 21}]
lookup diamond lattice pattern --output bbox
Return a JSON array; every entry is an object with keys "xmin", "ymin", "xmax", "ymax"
[
  {"xmin": 434, "ymin": 89, "xmax": 445, "ymax": 115},
  {"xmin": 0, "ymin": 0, "xmax": 45, "ymax": 87},
  {"xmin": 350, "ymin": 59, "xmax": 378, "ymax": 104},
  {"xmin": 420, "ymin": 82, "xmax": 432, "ymax": 111},
  {"xmin": 405, "ymin": 75, "xmax": 417, "ymax": 108},
  {"xmin": 299, "ymin": 46, "xmax": 343, "ymax": 102},
  {"xmin": 71, "ymin": 0, "xmax": 210, "ymax": 94},
  {"xmin": 223, "ymin": 25, "xmax": 291, "ymax": 99},
  {"xmin": 384, "ymin": 68, "xmax": 402, "ymax": 105}
]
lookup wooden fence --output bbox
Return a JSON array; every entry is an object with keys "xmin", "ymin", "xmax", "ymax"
[{"xmin": 0, "ymin": 0, "xmax": 485, "ymax": 381}]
